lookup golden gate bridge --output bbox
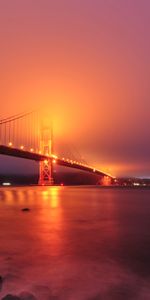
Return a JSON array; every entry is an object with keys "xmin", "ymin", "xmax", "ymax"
[{"xmin": 0, "ymin": 111, "xmax": 114, "ymax": 185}]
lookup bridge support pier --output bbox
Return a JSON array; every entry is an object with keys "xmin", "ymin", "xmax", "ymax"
[
  {"xmin": 38, "ymin": 159, "xmax": 54, "ymax": 185},
  {"xmin": 38, "ymin": 124, "xmax": 54, "ymax": 185}
]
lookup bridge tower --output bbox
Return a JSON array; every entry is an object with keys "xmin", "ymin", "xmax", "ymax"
[{"xmin": 38, "ymin": 124, "xmax": 54, "ymax": 185}]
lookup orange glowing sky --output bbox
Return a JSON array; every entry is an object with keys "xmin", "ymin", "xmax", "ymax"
[{"xmin": 0, "ymin": 0, "xmax": 150, "ymax": 177}]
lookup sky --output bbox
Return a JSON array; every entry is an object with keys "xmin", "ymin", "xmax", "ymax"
[{"xmin": 0, "ymin": 0, "xmax": 150, "ymax": 177}]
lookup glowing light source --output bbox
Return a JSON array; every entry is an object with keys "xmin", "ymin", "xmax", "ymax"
[
  {"xmin": 133, "ymin": 182, "xmax": 140, "ymax": 186},
  {"xmin": 20, "ymin": 145, "xmax": 24, "ymax": 150},
  {"xmin": 52, "ymin": 154, "xmax": 58, "ymax": 159},
  {"xmin": 52, "ymin": 159, "xmax": 56, "ymax": 164},
  {"xmin": 30, "ymin": 148, "xmax": 33, "ymax": 152},
  {"xmin": 2, "ymin": 182, "xmax": 11, "ymax": 186},
  {"xmin": 8, "ymin": 142, "xmax": 12, "ymax": 147},
  {"xmin": 44, "ymin": 159, "xmax": 48, "ymax": 165}
]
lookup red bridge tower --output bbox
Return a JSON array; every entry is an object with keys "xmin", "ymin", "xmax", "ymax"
[{"xmin": 38, "ymin": 124, "xmax": 54, "ymax": 185}]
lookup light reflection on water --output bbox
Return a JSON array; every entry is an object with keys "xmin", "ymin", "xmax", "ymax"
[
  {"xmin": 0, "ymin": 187, "xmax": 150, "ymax": 299},
  {"xmin": 38, "ymin": 187, "xmax": 65, "ymax": 258}
]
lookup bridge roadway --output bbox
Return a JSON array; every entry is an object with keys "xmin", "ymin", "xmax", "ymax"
[{"xmin": 0, "ymin": 145, "xmax": 114, "ymax": 179}]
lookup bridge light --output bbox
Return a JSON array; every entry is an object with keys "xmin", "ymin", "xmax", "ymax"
[
  {"xmin": 20, "ymin": 145, "xmax": 24, "ymax": 150},
  {"xmin": 52, "ymin": 159, "xmax": 56, "ymax": 164},
  {"xmin": 8, "ymin": 142, "xmax": 12, "ymax": 147},
  {"xmin": 30, "ymin": 148, "xmax": 33, "ymax": 152},
  {"xmin": 52, "ymin": 154, "xmax": 58, "ymax": 159},
  {"xmin": 93, "ymin": 169, "xmax": 96, "ymax": 172},
  {"xmin": 44, "ymin": 159, "xmax": 48, "ymax": 165}
]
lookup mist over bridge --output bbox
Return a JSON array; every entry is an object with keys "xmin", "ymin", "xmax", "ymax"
[{"xmin": 0, "ymin": 111, "xmax": 114, "ymax": 185}]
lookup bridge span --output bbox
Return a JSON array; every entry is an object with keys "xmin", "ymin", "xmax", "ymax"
[
  {"xmin": 0, "ymin": 111, "xmax": 114, "ymax": 185},
  {"xmin": 0, "ymin": 145, "xmax": 114, "ymax": 180}
]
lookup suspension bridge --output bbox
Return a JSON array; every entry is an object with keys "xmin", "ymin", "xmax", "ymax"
[{"xmin": 0, "ymin": 111, "xmax": 114, "ymax": 185}]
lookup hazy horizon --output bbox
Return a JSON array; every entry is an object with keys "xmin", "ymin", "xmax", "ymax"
[{"xmin": 0, "ymin": 0, "xmax": 150, "ymax": 177}]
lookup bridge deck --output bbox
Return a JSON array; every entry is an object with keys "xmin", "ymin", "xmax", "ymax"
[{"xmin": 0, "ymin": 145, "xmax": 114, "ymax": 179}]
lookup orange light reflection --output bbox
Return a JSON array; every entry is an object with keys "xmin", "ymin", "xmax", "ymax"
[{"xmin": 39, "ymin": 187, "xmax": 65, "ymax": 256}]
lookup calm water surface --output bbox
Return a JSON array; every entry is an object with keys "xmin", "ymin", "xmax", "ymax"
[{"xmin": 0, "ymin": 186, "xmax": 150, "ymax": 299}]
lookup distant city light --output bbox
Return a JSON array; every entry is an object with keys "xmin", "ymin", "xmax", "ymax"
[
  {"xmin": 20, "ymin": 145, "xmax": 24, "ymax": 150},
  {"xmin": 133, "ymin": 182, "xmax": 140, "ymax": 186},
  {"xmin": 8, "ymin": 142, "xmax": 12, "ymax": 147},
  {"xmin": 2, "ymin": 182, "xmax": 11, "ymax": 186}
]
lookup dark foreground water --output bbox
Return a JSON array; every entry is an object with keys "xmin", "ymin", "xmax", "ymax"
[{"xmin": 0, "ymin": 187, "xmax": 150, "ymax": 300}]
